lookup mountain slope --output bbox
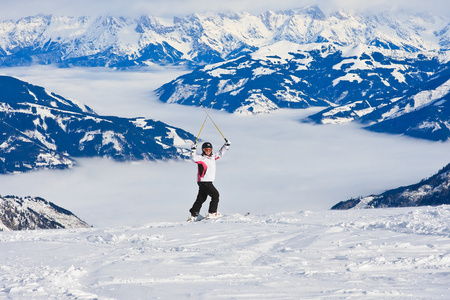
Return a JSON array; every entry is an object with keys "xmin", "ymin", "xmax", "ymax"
[
  {"xmin": 1, "ymin": 208, "xmax": 450, "ymax": 298},
  {"xmin": 362, "ymin": 66, "xmax": 450, "ymax": 141},
  {"xmin": 305, "ymin": 61, "xmax": 450, "ymax": 140},
  {"xmin": 0, "ymin": 195, "xmax": 89, "ymax": 230},
  {"xmin": 331, "ymin": 162, "xmax": 450, "ymax": 209},
  {"xmin": 0, "ymin": 75, "xmax": 195, "ymax": 173}
]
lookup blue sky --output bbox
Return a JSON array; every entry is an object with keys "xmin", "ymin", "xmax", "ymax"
[{"xmin": 1, "ymin": 0, "xmax": 449, "ymax": 19}]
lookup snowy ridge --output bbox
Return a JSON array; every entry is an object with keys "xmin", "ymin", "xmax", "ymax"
[
  {"xmin": 332, "ymin": 162, "xmax": 450, "ymax": 209},
  {"xmin": 0, "ymin": 7, "xmax": 448, "ymax": 68},
  {"xmin": 1, "ymin": 207, "xmax": 450, "ymax": 298},
  {"xmin": 0, "ymin": 195, "xmax": 89, "ymax": 231}
]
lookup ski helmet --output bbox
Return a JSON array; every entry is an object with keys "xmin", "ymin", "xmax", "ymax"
[{"xmin": 202, "ymin": 142, "xmax": 213, "ymax": 153}]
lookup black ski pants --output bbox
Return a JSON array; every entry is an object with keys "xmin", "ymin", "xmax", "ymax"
[{"xmin": 190, "ymin": 182, "xmax": 219, "ymax": 216}]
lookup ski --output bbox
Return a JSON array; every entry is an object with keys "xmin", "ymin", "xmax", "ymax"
[
  {"xmin": 202, "ymin": 212, "xmax": 223, "ymax": 221},
  {"xmin": 187, "ymin": 212, "xmax": 250, "ymax": 222},
  {"xmin": 187, "ymin": 214, "xmax": 206, "ymax": 222}
]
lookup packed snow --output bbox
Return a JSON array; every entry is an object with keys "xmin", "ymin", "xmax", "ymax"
[
  {"xmin": 1, "ymin": 207, "xmax": 450, "ymax": 298},
  {"xmin": 1, "ymin": 66, "xmax": 450, "ymax": 298}
]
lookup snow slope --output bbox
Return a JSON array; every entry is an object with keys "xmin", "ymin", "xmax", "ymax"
[{"xmin": 1, "ymin": 207, "xmax": 450, "ymax": 299}]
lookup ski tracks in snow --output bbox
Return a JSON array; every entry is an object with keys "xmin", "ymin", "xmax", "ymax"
[{"xmin": 1, "ymin": 208, "xmax": 450, "ymax": 299}]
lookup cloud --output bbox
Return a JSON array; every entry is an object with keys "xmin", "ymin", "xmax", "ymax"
[{"xmin": 0, "ymin": 0, "xmax": 449, "ymax": 19}]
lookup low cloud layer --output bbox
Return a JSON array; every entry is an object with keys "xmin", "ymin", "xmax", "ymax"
[{"xmin": 1, "ymin": 66, "xmax": 450, "ymax": 227}]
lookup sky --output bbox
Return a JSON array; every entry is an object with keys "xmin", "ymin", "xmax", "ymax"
[{"xmin": 0, "ymin": 0, "xmax": 449, "ymax": 20}]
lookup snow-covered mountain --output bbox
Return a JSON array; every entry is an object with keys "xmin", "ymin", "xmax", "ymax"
[
  {"xmin": 0, "ymin": 195, "xmax": 89, "ymax": 230},
  {"xmin": 150, "ymin": 7, "xmax": 450, "ymax": 141},
  {"xmin": 332, "ymin": 162, "xmax": 450, "ymax": 209},
  {"xmin": 0, "ymin": 6, "xmax": 448, "ymax": 68},
  {"xmin": 1, "ymin": 7, "xmax": 450, "ymax": 142},
  {"xmin": 157, "ymin": 41, "xmax": 450, "ymax": 141},
  {"xmin": 0, "ymin": 75, "xmax": 194, "ymax": 173},
  {"xmin": 303, "ymin": 59, "xmax": 450, "ymax": 140},
  {"xmin": 157, "ymin": 42, "xmax": 448, "ymax": 115}
]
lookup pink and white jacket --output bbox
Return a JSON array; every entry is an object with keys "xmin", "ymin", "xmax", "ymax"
[{"xmin": 191, "ymin": 143, "xmax": 229, "ymax": 182}]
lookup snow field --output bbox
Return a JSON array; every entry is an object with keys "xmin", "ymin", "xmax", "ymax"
[{"xmin": 1, "ymin": 206, "xmax": 450, "ymax": 299}]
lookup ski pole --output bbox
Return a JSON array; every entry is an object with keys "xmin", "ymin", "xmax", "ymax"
[
  {"xmin": 200, "ymin": 101, "xmax": 227, "ymax": 141},
  {"xmin": 194, "ymin": 101, "xmax": 215, "ymax": 144}
]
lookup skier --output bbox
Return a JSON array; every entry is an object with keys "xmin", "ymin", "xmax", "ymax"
[{"xmin": 188, "ymin": 140, "xmax": 230, "ymax": 221}]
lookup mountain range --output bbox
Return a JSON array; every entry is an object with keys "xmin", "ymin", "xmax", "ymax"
[
  {"xmin": 0, "ymin": 195, "xmax": 89, "ymax": 230},
  {"xmin": 0, "ymin": 75, "xmax": 194, "ymax": 174},
  {"xmin": 157, "ymin": 42, "xmax": 449, "ymax": 114},
  {"xmin": 154, "ymin": 7, "xmax": 450, "ymax": 141},
  {"xmin": 1, "ymin": 8, "xmax": 450, "ymax": 142},
  {"xmin": 157, "ymin": 42, "xmax": 450, "ymax": 141},
  {"xmin": 0, "ymin": 6, "xmax": 448, "ymax": 68}
]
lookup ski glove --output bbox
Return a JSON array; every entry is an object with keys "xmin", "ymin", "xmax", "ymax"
[
  {"xmin": 225, "ymin": 139, "xmax": 231, "ymax": 146},
  {"xmin": 191, "ymin": 143, "xmax": 197, "ymax": 150}
]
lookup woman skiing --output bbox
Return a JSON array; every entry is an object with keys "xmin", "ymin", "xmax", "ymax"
[{"xmin": 188, "ymin": 140, "xmax": 230, "ymax": 221}]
